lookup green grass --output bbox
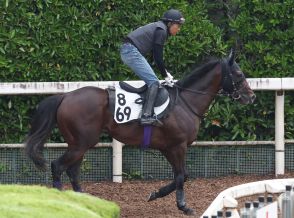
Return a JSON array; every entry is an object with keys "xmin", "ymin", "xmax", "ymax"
[{"xmin": 0, "ymin": 185, "xmax": 120, "ymax": 218}]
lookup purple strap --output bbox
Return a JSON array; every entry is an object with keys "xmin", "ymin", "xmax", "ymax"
[{"xmin": 142, "ymin": 126, "xmax": 152, "ymax": 149}]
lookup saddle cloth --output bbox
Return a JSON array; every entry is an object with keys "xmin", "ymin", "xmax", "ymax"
[{"xmin": 107, "ymin": 84, "xmax": 170, "ymax": 124}]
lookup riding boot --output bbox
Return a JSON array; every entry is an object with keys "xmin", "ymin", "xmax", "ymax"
[{"xmin": 140, "ymin": 82, "xmax": 161, "ymax": 126}]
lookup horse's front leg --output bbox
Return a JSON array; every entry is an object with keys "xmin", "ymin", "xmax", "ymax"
[
  {"xmin": 175, "ymin": 171, "xmax": 194, "ymax": 215},
  {"xmin": 147, "ymin": 171, "xmax": 188, "ymax": 202},
  {"xmin": 155, "ymin": 146, "xmax": 195, "ymax": 216}
]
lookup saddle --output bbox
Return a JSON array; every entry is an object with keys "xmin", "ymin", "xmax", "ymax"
[
  {"xmin": 118, "ymin": 81, "xmax": 169, "ymax": 107},
  {"xmin": 107, "ymin": 81, "xmax": 170, "ymax": 124}
]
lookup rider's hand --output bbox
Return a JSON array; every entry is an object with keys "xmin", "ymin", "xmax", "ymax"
[{"xmin": 165, "ymin": 72, "xmax": 174, "ymax": 87}]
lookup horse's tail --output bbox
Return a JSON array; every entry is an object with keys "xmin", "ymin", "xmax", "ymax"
[{"xmin": 25, "ymin": 95, "xmax": 64, "ymax": 171}]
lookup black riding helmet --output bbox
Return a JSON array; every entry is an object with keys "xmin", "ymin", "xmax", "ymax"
[{"xmin": 161, "ymin": 9, "xmax": 185, "ymax": 24}]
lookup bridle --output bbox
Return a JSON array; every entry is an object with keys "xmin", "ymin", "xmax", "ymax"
[
  {"xmin": 169, "ymin": 60, "xmax": 247, "ymax": 118},
  {"xmin": 219, "ymin": 60, "xmax": 246, "ymax": 100},
  {"xmin": 172, "ymin": 60, "xmax": 246, "ymax": 99}
]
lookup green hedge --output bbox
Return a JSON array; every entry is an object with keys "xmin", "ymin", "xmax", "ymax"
[
  {"xmin": 201, "ymin": 0, "xmax": 294, "ymax": 140},
  {"xmin": 0, "ymin": 0, "xmax": 293, "ymax": 142}
]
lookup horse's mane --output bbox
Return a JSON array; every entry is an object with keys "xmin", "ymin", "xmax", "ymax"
[{"xmin": 176, "ymin": 58, "xmax": 221, "ymax": 88}]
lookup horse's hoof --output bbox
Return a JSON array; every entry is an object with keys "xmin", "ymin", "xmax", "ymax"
[
  {"xmin": 52, "ymin": 181, "xmax": 63, "ymax": 191},
  {"xmin": 147, "ymin": 191, "xmax": 157, "ymax": 202},
  {"xmin": 74, "ymin": 188, "xmax": 84, "ymax": 193},
  {"xmin": 183, "ymin": 208, "xmax": 195, "ymax": 216},
  {"xmin": 72, "ymin": 185, "xmax": 84, "ymax": 193}
]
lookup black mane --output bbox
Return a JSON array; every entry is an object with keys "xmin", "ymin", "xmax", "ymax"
[{"xmin": 176, "ymin": 59, "xmax": 221, "ymax": 88}]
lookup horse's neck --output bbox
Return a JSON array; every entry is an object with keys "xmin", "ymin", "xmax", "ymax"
[{"xmin": 180, "ymin": 64, "xmax": 222, "ymax": 116}]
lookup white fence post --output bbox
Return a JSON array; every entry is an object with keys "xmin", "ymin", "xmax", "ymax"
[
  {"xmin": 275, "ymin": 90, "xmax": 285, "ymax": 175},
  {"xmin": 112, "ymin": 139, "xmax": 123, "ymax": 183}
]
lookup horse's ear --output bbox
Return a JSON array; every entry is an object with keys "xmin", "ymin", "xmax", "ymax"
[{"xmin": 228, "ymin": 48, "xmax": 235, "ymax": 66}]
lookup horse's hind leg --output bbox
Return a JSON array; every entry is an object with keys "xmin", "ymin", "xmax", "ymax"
[
  {"xmin": 51, "ymin": 149, "xmax": 85, "ymax": 190},
  {"xmin": 51, "ymin": 158, "xmax": 65, "ymax": 190},
  {"xmin": 66, "ymin": 157, "xmax": 83, "ymax": 192}
]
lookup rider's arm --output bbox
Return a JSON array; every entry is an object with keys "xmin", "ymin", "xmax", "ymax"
[{"xmin": 153, "ymin": 28, "xmax": 167, "ymax": 77}]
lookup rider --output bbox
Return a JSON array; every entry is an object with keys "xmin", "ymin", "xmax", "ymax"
[{"xmin": 120, "ymin": 9, "xmax": 185, "ymax": 125}]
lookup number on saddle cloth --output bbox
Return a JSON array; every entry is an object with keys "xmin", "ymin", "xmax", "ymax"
[{"xmin": 107, "ymin": 82, "xmax": 170, "ymax": 124}]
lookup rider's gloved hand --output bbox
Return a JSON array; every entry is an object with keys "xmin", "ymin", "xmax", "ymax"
[{"xmin": 164, "ymin": 72, "xmax": 174, "ymax": 87}]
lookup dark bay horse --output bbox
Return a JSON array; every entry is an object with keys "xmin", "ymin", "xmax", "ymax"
[{"xmin": 25, "ymin": 50, "xmax": 255, "ymax": 216}]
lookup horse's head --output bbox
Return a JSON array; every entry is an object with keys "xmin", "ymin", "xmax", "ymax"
[{"xmin": 221, "ymin": 50, "xmax": 256, "ymax": 104}]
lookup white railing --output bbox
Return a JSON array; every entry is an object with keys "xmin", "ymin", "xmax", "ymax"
[
  {"xmin": 1, "ymin": 78, "xmax": 293, "ymax": 182},
  {"xmin": 201, "ymin": 178, "xmax": 294, "ymax": 217}
]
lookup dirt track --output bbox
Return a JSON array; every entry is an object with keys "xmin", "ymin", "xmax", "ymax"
[{"xmin": 73, "ymin": 172, "xmax": 294, "ymax": 218}]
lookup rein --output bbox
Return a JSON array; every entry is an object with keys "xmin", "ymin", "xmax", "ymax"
[
  {"xmin": 170, "ymin": 61, "xmax": 243, "ymax": 118},
  {"xmin": 173, "ymin": 83, "xmax": 218, "ymax": 96},
  {"xmin": 176, "ymin": 86, "xmax": 205, "ymax": 119},
  {"xmin": 174, "ymin": 83, "xmax": 231, "ymax": 96},
  {"xmin": 172, "ymin": 82, "xmax": 235, "ymax": 98},
  {"xmin": 172, "ymin": 61, "xmax": 242, "ymax": 98}
]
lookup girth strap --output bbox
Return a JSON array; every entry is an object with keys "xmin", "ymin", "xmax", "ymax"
[{"xmin": 141, "ymin": 126, "xmax": 153, "ymax": 149}]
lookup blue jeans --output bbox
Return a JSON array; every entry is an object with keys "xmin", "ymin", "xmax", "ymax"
[{"xmin": 120, "ymin": 43, "xmax": 159, "ymax": 86}]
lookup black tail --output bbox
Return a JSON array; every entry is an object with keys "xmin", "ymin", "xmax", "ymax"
[{"xmin": 25, "ymin": 95, "xmax": 64, "ymax": 171}]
